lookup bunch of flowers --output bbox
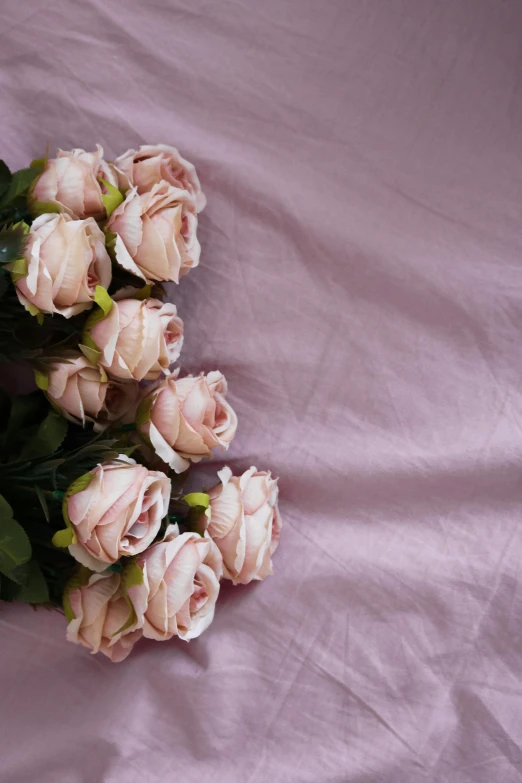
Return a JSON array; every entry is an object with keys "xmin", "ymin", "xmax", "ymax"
[{"xmin": 0, "ymin": 144, "xmax": 281, "ymax": 661}]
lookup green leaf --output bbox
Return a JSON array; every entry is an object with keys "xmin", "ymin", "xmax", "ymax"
[
  {"xmin": 67, "ymin": 473, "xmax": 94, "ymax": 496},
  {"xmin": 131, "ymin": 284, "xmax": 152, "ymax": 301},
  {"xmin": 79, "ymin": 342, "xmax": 101, "ymax": 365},
  {"xmin": 80, "ymin": 287, "xmax": 112, "ymax": 362},
  {"xmin": 51, "ymin": 527, "xmax": 75, "ymax": 548},
  {"xmin": 0, "ymin": 494, "xmax": 31, "ymax": 581},
  {"xmin": 37, "ymin": 411, "xmax": 68, "ymax": 452},
  {"xmin": 98, "ymin": 178, "xmax": 124, "ymax": 217},
  {"xmin": 9, "ymin": 256, "xmax": 28, "ymax": 280},
  {"xmin": 0, "ymin": 160, "xmax": 12, "ymax": 200},
  {"xmin": 34, "ymin": 369, "xmax": 49, "ymax": 391},
  {"xmin": 6, "ymin": 392, "xmax": 46, "ymax": 442},
  {"xmin": 47, "ymin": 398, "xmax": 63, "ymax": 416},
  {"xmin": 17, "ymin": 560, "xmax": 49, "ymax": 603},
  {"xmin": 0, "ymin": 166, "xmax": 41, "ymax": 210},
  {"xmin": 135, "ymin": 393, "xmax": 156, "ymax": 428},
  {"xmin": 103, "ymin": 229, "xmax": 117, "ymax": 254},
  {"xmin": 63, "ymin": 594, "xmax": 75, "ymax": 623},
  {"xmin": 20, "ymin": 411, "xmax": 68, "ymax": 460},
  {"xmin": 0, "ymin": 222, "xmax": 29, "ymax": 266},
  {"xmin": 52, "ymin": 474, "xmax": 95, "ymax": 551},
  {"xmin": 30, "ymin": 157, "xmax": 47, "ymax": 171},
  {"xmin": 35, "ymin": 485, "xmax": 50, "ymax": 522},
  {"xmin": 93, "ymin": 285, "xmax": 113, "ymax": 316},
  {"xmin": 121, "ymin": 559, "xmax": 143, "ymax": 589},
  {"xmin": 182, "ymin": 493, "xmax": 211, "ymax": 536},
  {"xmin": 29, "ymin": 199, "xmax": 61, "ymax": 218},
  {"xmin": 62, "ymin": 471, "xmax": 93, "ymax": 530},
  {"xmin": 183, "ymin": 492, "xmax": 210, "ymax": 509}
]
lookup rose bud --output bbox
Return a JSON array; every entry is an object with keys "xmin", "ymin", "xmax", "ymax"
[
  {"xmin": 208, "ymin": 466, "xmax": 282, "ymax": 585},
  {"xmin": 64, "ymin": 457, "xmax": 171, "ymax": 570},
  {"xmin": 114, "ymin": 144, "xmax": 206, "ymax": 212},
  {"xmin": 44, "ymin": 354, "xmax": 140, "ymax": 430},
  {"xmin": 107, "ymin": 182, "xmax": 200, "ymax": 283},
  {"xmin": 129, "ymin": 527, "xmax": 222, "ymax": 642},
  {"xmin": 87, "ymin": 297, "xmax": 183, "ymax": 381},
  {"xmin": 14, "ymin": 213, "xmax": 111, "ymax": 318},
  {"xmin": 65, "ymin": 570, "xmax": 146, "ymax": 662},
  {"xmin": 137, "ymin": 371, "xmax": 237, "ymax": 472},
  {"xmin": 32, "ymin": 145, "xmax": 124, "ymax": 220}
]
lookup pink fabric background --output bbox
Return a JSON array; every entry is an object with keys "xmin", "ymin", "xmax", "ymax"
[{"xmin": 2, "ymin": 1, "xmax": 522, "ymax": 781}]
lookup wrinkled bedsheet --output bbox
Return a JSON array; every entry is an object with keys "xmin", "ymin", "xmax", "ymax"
[{"xmin": 2, "ymin": 1, "xmax": 522, "ymax": 781}]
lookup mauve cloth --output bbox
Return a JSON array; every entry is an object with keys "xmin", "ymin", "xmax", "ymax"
[{"xmin": 1, "ymin": 1, "xmax": 522, "ymax": 781}]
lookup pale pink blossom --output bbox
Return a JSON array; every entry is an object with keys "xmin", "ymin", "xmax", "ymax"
[
  {"xmin": 88, "ymin": 297, "xmax": 183, "ymax": 381},
  {"xmin": 137, "ymin": 371, "xmax": 237, "ymax": 472},
  {"xmin": 66, "ymin": 457, "xmax": 171, "ymax": 570},
  {"xmin": 208, "ymin": 466, "xmax": 281, "ymax": 584},
  {"xmin": 130, "ymin": 527, "xmax": 222, "ymax": 641},
  {"xmin": 15, "ymin": 213, "xmax": 111, "ymax": 318},
  {"xmin": 32, "ymin": 145, "xmax": 122, "ymax": 220},
  {"xmin": 46, "ymin": 354, "xmax": 139, "ymax": 429},
  {"xmin": 107, "ymin": 182, "xmax": 200, "ymax": 283},
  {"xmin": 114, "ymin": 144, "xmax": 206, "ymax": 212},
  {"xmin": 66, "ymin": 571, "xmax": 146, "ymax": 662}
]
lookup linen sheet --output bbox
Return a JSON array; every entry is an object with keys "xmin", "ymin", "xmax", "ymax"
[{"xmin": 1, "ymin": 1, "xmax": 522, "ymax": 781}]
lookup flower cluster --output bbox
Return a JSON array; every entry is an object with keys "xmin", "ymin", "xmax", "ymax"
[{"xmin": 0, "ymin": 144, "xmax": 281, "ymax": 662}]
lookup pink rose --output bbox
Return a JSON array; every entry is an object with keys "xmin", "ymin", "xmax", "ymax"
[
  {"xmin": 87, "ymin": 297, "xmax": 183, "ymax": 381},
  {"xmin": 208, "ymin": 466, "xmax": 282, "ymax": 585},
  {"xmin": 66, "ymin": 457, "xmax": 171, "ymax": 570},
  {"xmin": 66, "ymin": 571, "xmax": 145, "ymax": 662},
  {"xmin": 14, "ymin": 213, "xmax": 111, "ymax": 318},
  {"xmin": 114, "ymin": 144, "xmax": 206, "ymax": 212},
  {"xmin": 107, "ymin": 182, "xmax": 200, "ymax": 283},
  {"xmin": 45, "ymin": 354, "xmax": 140, "ymax": 429},
  {"xmin": 137, "ymin": 371, "xmax": 238, "ymax": 472},
  {"xmin": 130, "ymin": 527, "xmax": 222, "ymax": 641},
  {"xmin": 32, "ymin": 145, "xmax": 122, "ymax": 220}
]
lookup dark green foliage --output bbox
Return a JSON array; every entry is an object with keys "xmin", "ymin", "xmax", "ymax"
[
  {"xmin": 0, "ymin": 284, "xmax": 85, "ymax": 363},
  {"xmin": 0, "ymin": 222, "xmax": 28, "ymax": 266},
  {"xmin": 0, "ymin": 160, "xmax": 44, "ymax": 227},
  {"xmin": 0, "ymin": 388, "xmax": 138, "ymax": 606},
  {"xmin": 0, "ymin": 494, "xmax": 31, "ymax": 581}
]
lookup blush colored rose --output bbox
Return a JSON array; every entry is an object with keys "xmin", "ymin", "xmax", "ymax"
[
  {"xmin": 114, "ymin": 144, "xmax": 206, "ymax": 212},
  {"xmin": 130, "ymin": 527, "xmax": 222, "ymax": 641},
  {"xmin": 66, "ymin": 571, "xmax": 146, "ymax": 662},
  {"xmin": 208, "ymin": 466, "xmax": 282, "ymax": 585},
  {"xmin": 137, "ymin": 371, "xmax": 238, "ymax": 472},
  {"xmin": 32, "ymin": 145, "xmax": 121, "ymax": 220},
  {"xmin": 107, "ymin": 182, "xmax": 200, "ymax": 283},
  {"xmin": 46, "ymin": 355, "xmax": 106, "ymax": 425},
  {"xmin": 46, "ymin": 354, "xmax": 140, "ymax": 429},
  {"xmin": 66, "ymin": 457, "xmax": 171, "ymax": 570},
  {"xmin": 15, "ymin": 213, "xmax": 111, "ymax": 318},
  {"xmin": 88, "ymin": 297, "xmax": 183, "ymax": 381}
]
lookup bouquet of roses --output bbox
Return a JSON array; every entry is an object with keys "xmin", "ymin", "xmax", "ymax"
[{"xmin": 0, "ymin": 144, "xmax": 281, "ymax": 661}]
